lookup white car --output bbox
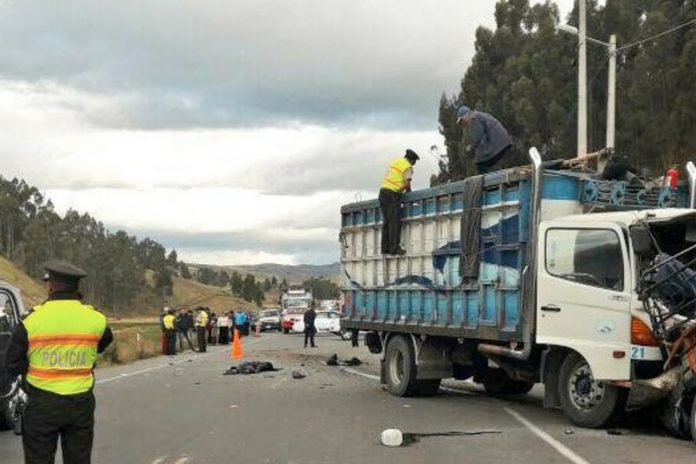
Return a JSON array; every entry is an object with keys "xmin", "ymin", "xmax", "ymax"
[
  {"xmin": 258, "ymin": 308, "xmax": 281, "ymax": 331},
  {"xmin": 293, "ymin": 310, "xmax": 351, "ymax": 339}
]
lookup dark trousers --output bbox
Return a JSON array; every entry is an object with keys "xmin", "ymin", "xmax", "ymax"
[
  {"xmin": 351, "ymin": 329, "xmax": 359, "ymax": 348},
  {"xmin": 379, "ymin": 188, "xmax": 402, "ymax": 254},
  {"xmin": 196, "ymin": 327, "xmax": 207, "ymax": 352},
  {"xmin": 178, "ymin": 330, "xmax": 195, "ymax": 351},
  {"xmin": 304, "ymin": 328, "xmax": 316, "ymax": 347},
  {"xmin": 218, "ymin": 326, "xmax": 230, "ymax": 345},
  {"xmin": 476, "ymin": 145, "xmax": 518, "ymax": 174},
  {"xmin": 23, "ymin": 387, "xmax": 95, "ymax": 464},
  {"xmin": 165, "ymin": 330, "xmax": 177, "ymax": 355}
]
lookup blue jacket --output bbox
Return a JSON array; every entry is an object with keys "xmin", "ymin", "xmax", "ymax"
[
  {"xmin": 234, "ymin": 312, "xmax": 248, "ymax": 326},
  {"xmin": 468, "ymin": 111, "xmax": 512, "ymax": 164}
]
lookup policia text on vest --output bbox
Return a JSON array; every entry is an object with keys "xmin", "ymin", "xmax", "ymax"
[
  {"xmin": 379, "ymin": 150, "xmax": 419, "ymax": 255},
  {"xmin": 4, "ymin": 260, "xmax": 113, "ymax": 464}
]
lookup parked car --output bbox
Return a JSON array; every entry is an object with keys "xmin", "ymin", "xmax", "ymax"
[
  {"xmin": 258, "ymin": 308, "xmax": 281, "ymax": 331},
  {"xmin": 0, "ymin": 281, "xmax": 26, "ymax": 435},
  {"xmin": 293, "ymin": 310, "xmax": 351, "ymax": 339}
]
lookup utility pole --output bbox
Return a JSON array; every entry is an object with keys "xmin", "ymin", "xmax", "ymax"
[
  {"xmin": 577, "ymin": 0, "xmax": 588, "ymax": 157},
  {"xmin": 605, "ymin": 34, "xmax": 617, "ymax": 151},
  {"xmin": 599, "ymin": 33, "xmax": 617, "ymax": 173}
]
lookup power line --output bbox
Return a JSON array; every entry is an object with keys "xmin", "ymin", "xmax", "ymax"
[{"xmin": 617, "ymin": 16, "xmax": 696, "ymax": 52}]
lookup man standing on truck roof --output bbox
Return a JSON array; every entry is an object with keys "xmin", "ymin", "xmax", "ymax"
[
  {"xmin": 379, "ymin": 149, "xmax": 419, "ymax": 255},
  {"xmin": 456, "ymin": 105, "xmax": 516, "ymax": 174},
  {"xmin": 4, "ymin": 259, "xmax": 113, "ymax": 464}
]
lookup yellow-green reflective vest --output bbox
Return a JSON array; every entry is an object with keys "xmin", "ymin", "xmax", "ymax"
[
  {"xmin": 24, "ymin": 300, "xmax": 106, "ymax": 395},
  {"xmin": 381, "ymin": 158, "xmax": 411, "ymax": 192}
]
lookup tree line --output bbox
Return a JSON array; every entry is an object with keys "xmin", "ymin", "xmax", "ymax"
[
  {"xmin": 0, "ymin": 176, "xmax": 184, "ymax": 313},
  {"xmin": 434, "ymin": 0, "xmax": 696, "ymax": 183},
  {"xmin": 193, "ymin": 267, "xmax": 282, "ymax": 306}
]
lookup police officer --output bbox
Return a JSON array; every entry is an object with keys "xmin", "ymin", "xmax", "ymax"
[
  {"xmin": 195, "ymin": 306, "xmax": 208, "ymax": 353},
  {"xmin": 379, "ymin": 149, "xmax": 419, "ymax": 255},
  {"xmin": 162, "ymin": 308, "xmax": 177, "ymax": 355},
  {"xmin": 4, "ymin": 260, "xmax": 113, "ymax": 464}
]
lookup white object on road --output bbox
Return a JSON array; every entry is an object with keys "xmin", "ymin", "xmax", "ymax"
[{"xmin": 380, "ymin": 428, "xmax": 404, "ymax": 447}]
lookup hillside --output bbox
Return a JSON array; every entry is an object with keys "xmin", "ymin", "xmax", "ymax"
[
  {"xmin": 0, "ymin": 255, "xmax": 254, "ymax": 315},
  {"xmin": 190, "ymin": 262, "xmax": 340, "ymax": 284},
  {"xmin": 0, "ymin": 255, "xmax": 46, "ymax": 308},
  {"xmin": 165, "ymin": 276, "xmax": 256, "ymax": 313}
]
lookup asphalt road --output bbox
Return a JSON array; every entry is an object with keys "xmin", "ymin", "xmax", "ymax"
[{"xmin": 2, "ymin": 332, "xmax": 696, "ymax": 464}]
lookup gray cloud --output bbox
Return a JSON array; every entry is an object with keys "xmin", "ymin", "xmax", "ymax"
[
  {"xmin": 124, "ymin": 228, "xmax": 339, "ymax": 265},
  {"xmin": 0, "ymin": 0, "xmax": 494, "ymax": 130}
]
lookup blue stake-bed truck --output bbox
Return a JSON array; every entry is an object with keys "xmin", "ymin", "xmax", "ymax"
[{"xmin": 340, "ymin": 148, "xmax": 696, "ymax": 429}]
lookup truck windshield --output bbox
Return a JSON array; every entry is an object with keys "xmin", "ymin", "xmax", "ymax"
[{"xmin": 546, "ymin": 228, "xmax": 624, "ymax": 291}]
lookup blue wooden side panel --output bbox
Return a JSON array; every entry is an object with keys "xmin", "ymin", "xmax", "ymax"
[{"xmin": 341, "ymin": 170, "xmax": 683, "ymax": 341}]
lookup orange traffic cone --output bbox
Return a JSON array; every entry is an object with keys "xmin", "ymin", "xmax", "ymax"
[{"xmin": 232, "ymin": 328, "xmax": 244, "ymax": 360}]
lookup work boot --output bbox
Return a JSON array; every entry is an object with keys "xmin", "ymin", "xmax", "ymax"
[{"xmin": 394, "ymin": 247, "xmax": 406, "ymax": 255}]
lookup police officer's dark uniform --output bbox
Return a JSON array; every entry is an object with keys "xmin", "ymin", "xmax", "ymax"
[{"xmin": 4, "ymin": 260, "xmax": 113, "ymax": 464}]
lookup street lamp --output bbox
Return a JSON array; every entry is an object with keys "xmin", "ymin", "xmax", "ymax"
[{"xmin": 558, "ymin": 22, "xmax": 617, "ymax": 167}]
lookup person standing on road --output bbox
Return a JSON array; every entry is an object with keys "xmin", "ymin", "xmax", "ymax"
[
  {"xmin": 177, "ymin": 309, "xmax": 196, "ymax": 352},
  {"xmin": 162, "ymin": 308, "xmax": 177, "ymax": 355},
  {"xmin": 234, "ymin": 310, "xmax": 248, "ymax": 337},
  {"xmin": 379, "ymin": 149, "xmax": 419, "ymax": 255},
  {"xmin": 4, "ymin": 260, "xmax": 113, "ymax": 464},
  {"xmin": 303, "ymin": 304, "xmax": 317, "ymax": 348},
  {"xmin": 217, "ymin": 313, "xmax": 229, "ymax": 345},
  {"xmin": 195, "ymin": 307, "xmax": 208, "ymax": 353},
  {"xmin": 456, "ymin": 105, "xmax": 516, "ymax": 174}
]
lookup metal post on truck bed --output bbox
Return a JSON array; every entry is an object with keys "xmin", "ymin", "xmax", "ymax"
[
  {"xmin": 686, "ymin": 161, "xmax": 696, "ymax": 209},
  {"xmin": 478, "ymin": 147, "xmax": 543, "ymax": 361}
]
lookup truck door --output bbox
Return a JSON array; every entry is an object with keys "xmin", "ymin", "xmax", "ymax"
[{"xmin": 537, "ymin": 223, "xmax": 632, "ymax": 380}]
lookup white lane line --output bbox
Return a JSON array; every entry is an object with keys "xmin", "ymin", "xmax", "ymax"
[
  {"xmin": 96, "ymin": 335, "xmax": 273, "ymax": 385},
  {"xmin": 341, "ymin": 366, "xmax": 380, "ymax": 380},
  {"xmin": 504, "ymin": 407, "xmax": 591, "ymax": 464},
  {"xmin": 151, "ymin": 456, "xmax": 168, "ymax": 464},
  {"xmin": 342, "ymin": 366, "xmax": 591, "ymax": 464}
]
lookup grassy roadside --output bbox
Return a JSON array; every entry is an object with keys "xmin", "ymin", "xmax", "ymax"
[{"xmin": 99, "ymin": 320, "xmax": 163, "ymax": 366}]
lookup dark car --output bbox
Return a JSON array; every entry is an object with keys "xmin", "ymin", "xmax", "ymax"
[{"xmin": 0, "ymin": 282, "xmax": 26, "ymax": 434}]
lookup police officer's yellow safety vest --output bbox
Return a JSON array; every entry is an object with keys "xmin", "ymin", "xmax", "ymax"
[
  {"xmin": 196, "ymin": 311, "xmax": 208, "ymax": 328},
  {"xmin": 381, "ymin": 158, "xmax": 411, "ymax": 192},
  {"xmin": 163, "ymin": 314, "xmax": 176, "ymax": 330},
  {"xmin": 24, "ymin": 300, "xmax": 106, "ymax": 395}
]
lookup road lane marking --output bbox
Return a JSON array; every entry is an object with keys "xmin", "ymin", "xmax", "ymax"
[
  {"xmin": 504, "ymin": 408, "xmax": 592, "ymax": 464},
  {"xmin": 96, "ymin": 335, "xmax": 273, "ymax": 385},
  {"xmin": 342, "ymin": 366, "xmax": 592, "ymax": 464},
  {"xmin": 341, "ymin": 366, "xmax": 379, "ymax": 380}
]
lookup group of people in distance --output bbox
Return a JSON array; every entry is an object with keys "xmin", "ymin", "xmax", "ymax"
[{"xmin": 160, "ymin": 306, "xmax": 252, "ymax": 355}]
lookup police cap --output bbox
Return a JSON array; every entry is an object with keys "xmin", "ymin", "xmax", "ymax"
[{"xmin": 42, "ymin": 260, "xmax": 87, "ymax": 283}]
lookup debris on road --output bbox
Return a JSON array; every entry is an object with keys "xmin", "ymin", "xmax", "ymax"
[
  {"xmin": 222, "ymin": 361, "xmax": 277, "ymax": 376},
  {"xmin": 380, "ymin": 428, "xmax": 502, "ymax": 447},
  {"xmin": 381, "ymin": 428, "xmax": 404, "ymax": 447},
  {"xmin": 564, "ymin": 429, "xmax": 574, "ymax": 435},
  {"xmin": 326, "ymin": 353, "xmax": 362, "ymax": 366},
  {"xmin": 292, "ymin": 370, "xmax": 307, "ymax": 379}
]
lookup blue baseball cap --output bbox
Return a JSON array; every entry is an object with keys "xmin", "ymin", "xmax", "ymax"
[{"xmin": 456, "ymin": 105, "xmax": 472, "ymax": 121}]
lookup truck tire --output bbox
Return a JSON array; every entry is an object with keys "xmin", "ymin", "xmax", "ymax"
[
  {"xmin": 558, "ymin": 352, "xmax": 623, "ymax": 428},
  {"xmin": 385, "ymin": 335, "xmax": 419, "ymax": 397},
  {"xmin": 483, "ymin": 368, "xmax": 535, "ymax": 396}
]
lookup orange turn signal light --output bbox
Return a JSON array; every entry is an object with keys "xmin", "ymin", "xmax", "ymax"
[{"xmin": 631, "ymin": 316, "xmax": 660, "ymax": 347}]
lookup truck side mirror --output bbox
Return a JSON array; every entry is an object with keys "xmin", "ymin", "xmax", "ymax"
[{"xmin": 631, "ymin": 225, "xmax": 654, "ymax": 257}]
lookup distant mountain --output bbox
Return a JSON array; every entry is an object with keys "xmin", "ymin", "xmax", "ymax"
[{"xmin": 189, "ymin": 262, "xmax": 340, "ymax": 284}]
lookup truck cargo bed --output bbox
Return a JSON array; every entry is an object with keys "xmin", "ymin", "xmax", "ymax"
[{"xmin": 340, "ymin": 166, "xmax": 686, "ymax": 342}]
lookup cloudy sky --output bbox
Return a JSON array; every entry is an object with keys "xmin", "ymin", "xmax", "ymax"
[{"xmin": 0, "ymin": 0, "xmax": 574, "ymax": 265}]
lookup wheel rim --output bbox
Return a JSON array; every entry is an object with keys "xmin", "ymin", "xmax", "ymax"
[
  {"xmin": 389, "ymin": 349, "xmax": 405, "ymax": 386},
  {"xmin": 567, "ymin": 362, "xmax": 605, "ymax": 411}
]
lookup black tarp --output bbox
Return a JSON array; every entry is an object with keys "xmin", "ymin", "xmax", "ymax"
[{"xmin": 459, "ymin": 175, "xmax": 484, "ymax": 280}]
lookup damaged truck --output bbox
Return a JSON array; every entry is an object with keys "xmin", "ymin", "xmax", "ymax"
[{"xmin": 340, "ymin": 147, "xmax": 696, "ymax": 436}]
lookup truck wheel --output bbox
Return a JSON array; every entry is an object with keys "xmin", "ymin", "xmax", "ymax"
[
  {"xmin": 558, "ymin": 352, "xmax": 623, "ymax": 428},
  {"xmin": 385, "ymin": 335, "xmax": 419, "ymax": 397},
  {"xmin": 483, "ymin": 368, "xmax": 535, "ymax": 396}
]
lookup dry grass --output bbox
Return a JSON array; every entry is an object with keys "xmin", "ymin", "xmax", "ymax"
[
  {"xmin": 99, "ymin": 324, "xmax": 162, "ymax": 366},
  {"xmin": 0, "ymin": 255, "xmax": 46, "ymax": 308}
]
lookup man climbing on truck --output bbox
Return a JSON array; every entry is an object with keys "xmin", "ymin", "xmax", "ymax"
[
  {"xmin": 379, "ymin": 149, "xmax": 419, "ymax": 255},
  {"xmin": 457, "ymin": 105, "xmax": 517, "ymax": 174}
]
